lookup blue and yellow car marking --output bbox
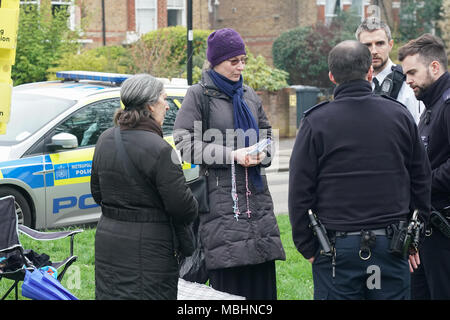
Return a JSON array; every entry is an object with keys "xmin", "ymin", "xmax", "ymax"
[
  {"xmin": 0, "ymin": 148, "xmax": 94, "ymax": 190},
  {"xmin": 49, "ymin": 148, "xmax": 94, "ymax": 186},
  {"xmin": 164, "ymin": 135, "xmax": 195, "ymax": 170},
  {"xmin": 0, "ymin": 156, "xmax": 45, "ymax": 189},
  {"xmin": 173, "ymin": 99, "xmax": 182, "ymax": 109},
  {"xmin": 1, "ymin": 141, "xmax": 193, "ymax": 191}
]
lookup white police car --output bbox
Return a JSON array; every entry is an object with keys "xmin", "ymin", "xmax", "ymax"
[{"xmin": 0, "ymin": 71, "xmax": 193, "ymax": 229}]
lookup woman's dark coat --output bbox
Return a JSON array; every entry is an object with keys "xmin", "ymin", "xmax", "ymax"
[
  {"xmin": 91, "ymin": 119, "xmax": 198, "ymax": 300},
  {"xmin": 173, "ymin": 71, "xmax": 286, "ymax": 271}
]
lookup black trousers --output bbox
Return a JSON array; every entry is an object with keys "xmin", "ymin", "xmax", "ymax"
[
  {"xmin": 312, "ymin": 234, "xmax": 410, "ymax": 300},
  {"xmin": 411, "ymin": 228, "xmax": 450, "ymax": 300},
  {"xmin": 208, "ymin": 261, "xmax": 277, "ymax": 300}
]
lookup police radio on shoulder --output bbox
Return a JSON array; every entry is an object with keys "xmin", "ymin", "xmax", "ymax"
[{"xmin": 247, "ymin": 139, "xmax": 271, "ymax": 155}]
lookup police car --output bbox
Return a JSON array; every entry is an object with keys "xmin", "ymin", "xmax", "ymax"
[{"xmin": 0, "ymin": 71, "xmax": 195, "ymax": 229}]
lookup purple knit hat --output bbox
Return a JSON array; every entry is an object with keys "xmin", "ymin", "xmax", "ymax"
[{"xmin": 206, "ymin": 28, "xmax": 246, "ymax": 67}]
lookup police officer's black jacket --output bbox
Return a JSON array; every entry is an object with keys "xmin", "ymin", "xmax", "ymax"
[
  {"xmin": 418, "ymin": 71, "xmax": 450, "ymax": 210},
  {"xmin": 288, "ymin": 79, "xmax": 431, "ymax": 259}
]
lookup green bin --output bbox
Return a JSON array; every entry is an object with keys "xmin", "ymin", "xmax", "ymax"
[{"xmin": 291, "ymin": 85, "xmax": 320, "ymax": 128}]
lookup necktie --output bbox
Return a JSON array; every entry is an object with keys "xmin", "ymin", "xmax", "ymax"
[{"xmin": 373, "ymin": 78, "xmax": 382, "ymax": 94}]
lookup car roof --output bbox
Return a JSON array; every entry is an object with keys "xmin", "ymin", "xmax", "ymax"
[
  {"xmin": 13, "ymin": 71, "xmax": 189, "ymax": 101},
  {"xmin": 14, "ymin": 80, "xmax": 120, "ymax": 101}
]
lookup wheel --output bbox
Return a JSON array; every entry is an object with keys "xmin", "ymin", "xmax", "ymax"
[{"xmin": 0, "ymin": 187, "xmax": 33, "ymax": 227}]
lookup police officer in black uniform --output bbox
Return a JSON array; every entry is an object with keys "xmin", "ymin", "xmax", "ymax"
[
  {"xmin": 288, "ymin": 40, "xmax": 431, "ymax": 300},
  {"xmin": 399, "ymin": 33, "xmax": 450, "ymax": 300}
]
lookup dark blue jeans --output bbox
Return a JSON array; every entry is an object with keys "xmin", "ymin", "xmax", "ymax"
[{"xmin": 312, "ymin": 234, "xmax": 410, "ymax": 300}]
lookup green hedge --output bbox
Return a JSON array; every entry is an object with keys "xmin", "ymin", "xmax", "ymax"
[
  {"xmin": 272, "ymin": 10, "xmax": 360, "ymax": 88},
  {"xmin": 47, "ymin": 46, "xmax": 131, "ymax": 80}
]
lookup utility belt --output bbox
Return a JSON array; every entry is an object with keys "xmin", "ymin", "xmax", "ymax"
[
  {"xmin": 332, "ymin": 227, "xmax": 389, "ymax": 261},
  {"xmin": 334, "ymin": 228, "xmax": 387, "ymax": 237},
  {"xmin": 427, "ymin": 207, "xmax": 450, "ymax": 238},
  {"xmin": 308, "ymin": 210, "xmax": 422, "ymax": 278},
  {"xmin": 331, "ymin": 224, "xmax": 407, "ymax": 259}
]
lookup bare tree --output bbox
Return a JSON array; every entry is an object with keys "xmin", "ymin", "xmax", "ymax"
[{"xmin": 127, "ymin": 32, "xmax": 185, "ymax": 79}]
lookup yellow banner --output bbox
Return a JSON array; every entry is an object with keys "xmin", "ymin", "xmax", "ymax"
[{"xmin": 0, "ymin": 0, "xmax": 20, "ymax": 135}]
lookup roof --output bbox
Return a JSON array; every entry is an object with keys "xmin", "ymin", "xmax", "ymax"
[
  {"xmin": 13, "ymin": 81, "xmax": 119, "ymax": 101},
  {"xmin": 13, "ymin": 77, "xmax": 188, "ymax": 101}
]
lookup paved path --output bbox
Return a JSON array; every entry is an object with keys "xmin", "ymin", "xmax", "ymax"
[{"xmin": 265, "ymin": 137, "xmax": 296, "ymax": 215}]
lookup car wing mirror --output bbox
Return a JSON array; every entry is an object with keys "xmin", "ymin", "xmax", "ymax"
[{"xmin": 47, "ymin": 133, "xmax": 79, "ymax": 151}]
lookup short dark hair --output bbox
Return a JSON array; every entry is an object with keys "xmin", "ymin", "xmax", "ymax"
[
  {"xmin": 328, "ymin": 40, "xmax": 372, "ymax": 84},
  {"xmin": 398, "ymin": 33, "xmax": 448, "ymax": 67},
  {"xmin": 355, "ymin": 18, "xmax": 392, "ymax": 41}
]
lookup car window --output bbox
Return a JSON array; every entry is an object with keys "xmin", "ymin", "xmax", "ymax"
[
  {"xmin": 0, "ymin": 93, "xmax": 76, "ymax": 146},
  {"xmin": 162, "ymin": 97, "xmax": 183, "ymax": 136},
  {"xmin": 53, "ymin": 98, "xmax": 120, "ymax": 147}
]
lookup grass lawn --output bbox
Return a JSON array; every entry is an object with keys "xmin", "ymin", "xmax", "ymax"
[
  {"xmin": 276, "ymin": 214, "xmax": 314, "ymax": 300},
  {"xmin": 1, "ymin": 214, "xmax": 313, "ymax": 300}
]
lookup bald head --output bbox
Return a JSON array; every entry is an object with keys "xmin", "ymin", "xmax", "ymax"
[{"xmin": 328, "ymin": 40, "xmax": 372, "ymax": 84}]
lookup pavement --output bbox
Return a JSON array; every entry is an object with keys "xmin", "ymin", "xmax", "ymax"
[
  {"xmin": 265, "ymin": 137, "xmax": 295, "ymax": 174},
  {"xmin": 264, "ymin": 137, "xmax": 295, "ymax": 215}
]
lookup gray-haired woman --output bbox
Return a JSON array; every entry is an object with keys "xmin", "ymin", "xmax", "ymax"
[{"xmin": 91, "ymin": 74, "xmax": 198, "ymax": 300}]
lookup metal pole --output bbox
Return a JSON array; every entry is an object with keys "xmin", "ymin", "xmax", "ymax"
[
  {"xmin": 101, "ymin": 0, "xmax": 106, "ymax": 46},
  {"xmin": 187, "ymin": 0, "xmax": 193, "ymax": 85}
]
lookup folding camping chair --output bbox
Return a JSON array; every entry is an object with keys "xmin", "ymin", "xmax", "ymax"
[{"xmin": 0, "ymin": 195, "xmax": 83, "ymax": 300}]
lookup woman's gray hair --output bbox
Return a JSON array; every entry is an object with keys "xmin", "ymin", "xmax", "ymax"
[
  {"xmin": 202, "ymin": 60, "xmax": 212, "ymax": 71},
  {"xmin": 114, "ymin": 74, "xmax": 164, "ymax": 127}
]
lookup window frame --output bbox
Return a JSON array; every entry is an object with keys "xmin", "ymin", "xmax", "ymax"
[
  {"xmin": 20, "ymin": 0, "xmax": 76, "ymax": 30},
  {"xmin": 135, "ymin": 0, "xmax": 157, "ymax": 35}
]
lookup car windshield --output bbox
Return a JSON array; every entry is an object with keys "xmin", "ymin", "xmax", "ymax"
[{"xmin": 0, "ymin": 92, "xmax": 76, "ymax": 145}]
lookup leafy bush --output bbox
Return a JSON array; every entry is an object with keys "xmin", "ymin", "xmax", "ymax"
[
  {"xmin": 130, "ymin": 26, "xmax": 212, "ymax": 78},
  {"xmin": 48, "ymin": 26, "xmax": 287, "ymax": 92},
  {"xmin": 47, "ymin": 46, "xmax": 131, "ymax": 79},
  {"xmin": 397, "ymin": 0, "xmax": 443, "ymax": 43},
  {"xmin": 12, "ymin": 4, "xmax": 80, "ymax": 85},
  {"xmin": 272, "ymin": 11, "xmax": 360, "ymax": 88},
  {"xmin": 243, "ymin": 52, "xmax": 289, "ymax": 91},
  {"xmin": 273, "ymin": 25, "xmax": 337, "ymax": 88},
  {"xmin": 49, "ymin": 26, "xmax": 211, "ymax": 80},
  {"xmin": 141, "ymin": 26, "xmax": 212, "ymax": 67},
  {"xmin": 127, "ymin": 31, "xmax": 186, "ymax": 78}
]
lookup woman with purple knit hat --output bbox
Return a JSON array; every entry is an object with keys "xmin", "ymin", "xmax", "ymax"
[{"xmin": 173, "ymin": 28, "xmax": 286, "ymax": 300}]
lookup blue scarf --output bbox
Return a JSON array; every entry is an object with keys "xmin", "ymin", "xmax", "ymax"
[{"xmin": 208, "ymin": 70, "xmax": 263, "ymax": 191}]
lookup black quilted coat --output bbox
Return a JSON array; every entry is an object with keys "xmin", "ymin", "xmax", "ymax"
[
  {"xmin": 173, "ymin": 71, "xmax": 286, "ymax": 271},
  {"xmin": 91, "ymin": 117, "xmax": 198, "ymax": 300}
]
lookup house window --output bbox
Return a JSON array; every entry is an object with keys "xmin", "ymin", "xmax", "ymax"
[
  {"xmin": 135, "ymin": 0, "xmax": 157, "ymax": 35},
  {"xmin": 20, "ymin": 0, "xmax": 75, "ymax": 29},
  {"xmin": 168, "ymin": 0, "xmax": 185, "ymax": 26},
  {"xmin": 325, "ymin": 0, "xmax": 340, "ymax": 24},
  {"xmin": 49, "ymin": 0, "xmax": 72, "ymax": 15},
  {"xmin": 350, "ymin": 0, "xmax": 366, "ymax": 20}
]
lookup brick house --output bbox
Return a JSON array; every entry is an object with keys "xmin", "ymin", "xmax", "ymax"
[
  {"xmin": 78, "ymin": 0, "xmax": 190, "ymax": 47},
  {"xmin": 209, "ymin": 0, "xmax": 402, "ymax": 64},
  {"xmin": 18, "ymin": 0, "xmax": 193, "ymax": 47},
  {"xmin": 22, "ymin": 1, "xmax": 402, "ymax": 61}
]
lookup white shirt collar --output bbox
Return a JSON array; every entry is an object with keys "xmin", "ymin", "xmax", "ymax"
[{"xmin": 375, "ymin": 59, "xmax": 395, "ymax": 83}]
